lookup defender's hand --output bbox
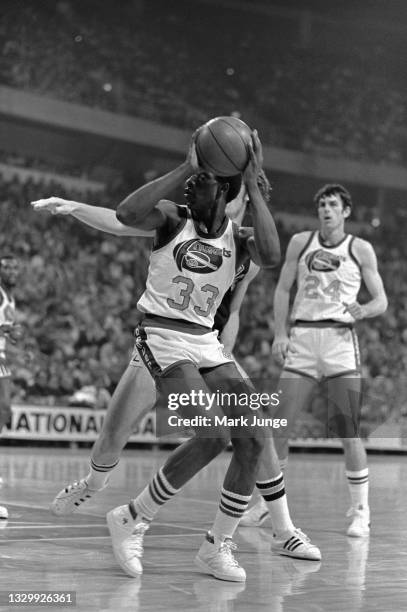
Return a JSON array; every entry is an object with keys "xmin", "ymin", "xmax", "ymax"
[{"xmin": 31, "ymin": 197, "xmax": 76, "ymax": 215}]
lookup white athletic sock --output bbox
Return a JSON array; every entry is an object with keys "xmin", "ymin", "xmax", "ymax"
[
  {"xmin": 131, "ymin": 468, "xmax": 180, "ymax": 522},
  {"xmin": 86, "ymin": 458, "xmax": 119, "ymax": 489},
  {"xmin": 346, "ymin": 468, "xmax": 369, "ymax": 508},
  {"xmin": 256, "ymin": 473, "xmax": 295, "ymax": 535},
  {"xmin": 211, "ymin": 488, "xmax": 251, "ymax": 540}
]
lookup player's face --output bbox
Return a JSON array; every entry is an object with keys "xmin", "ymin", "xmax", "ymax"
[
  {"xmin": 317, "ymin": 194, "xmax": 349, "ymax": 230},
  {"xmin": 0, "ymin": 258, "xmax": 20, "ymax": 287},
  {"xmin": 184, "ymin": 172, "xmax": 223, "ymax": 217}
]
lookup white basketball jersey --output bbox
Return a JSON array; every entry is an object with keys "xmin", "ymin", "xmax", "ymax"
[
  {"xmin": 291, "ymin": 231, "xmax": 361, "ymax": 323},
  {"xmin": 138, "ymin": 210, "xmax": 237, "ymax": 328},
  {"xmin": 0, "ymin": 285, "xmax": 16, "ymax": 353}
]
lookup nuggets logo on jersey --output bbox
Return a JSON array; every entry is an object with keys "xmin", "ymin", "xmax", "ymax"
[
  {"xmin": 174, "ymin": 239, "xmax": 225, "ymax": 274},
  {"xmin": 306, "ymin": 249, "xmax": 341, "ymax": 273},
  {"xmin": 138, "ymin": 212, "xmax": 236, "ymax": 327},
  {"xmin": 292, "ymin": 232, "xmax": 361, "ymax": 323}
]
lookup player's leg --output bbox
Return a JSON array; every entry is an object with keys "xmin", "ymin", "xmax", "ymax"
[
  {"xmin": 185, "ymin": 361, "xmax": 266, "ymax": 580},
  {"xmin": 0, "ymin": 373, "xmax": 12, "ymax": 430},
  {"xmin": 91, "ymin": 360, "xmax": 155, "ymax": 470},
  {"xmin": 51, "ymin": 358, "xmax": 155, "ymax": 515},
  {"xmin": 0, "ymin": 376, "xmax": 11, "ymax": 520},
  {"xmin": 241, "ymin": 371, "xmax": 316, "ymax": 535},
  {"xmin": 323, "ymin": 326, "xmax": 369, "ymax": 537},
  {"xmin": 107, "ymin": 360, "xmax": 235, "ymax": 579},
  {"xmin": 325, "ymin": 373, "xmax": 369, "ymax": 537},
  {"xmin": 265, "ymin": 370, "xmax": 317, "ymax": 470},
  {"xmin": 201, "ymin": 364, "xmax": 320, "ymax": 563}
]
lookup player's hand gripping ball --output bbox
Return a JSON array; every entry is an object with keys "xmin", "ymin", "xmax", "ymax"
[{"xmin": 196, "ymin": 116, "xmax": 252, "ymax": 176}]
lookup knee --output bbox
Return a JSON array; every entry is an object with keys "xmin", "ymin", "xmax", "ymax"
[
  {"xmin": 190, "ymin": 435, "xmax": 228, "ymax": 461},
  {"xmin": 232, "ymin": 432, "xmax": 265, "ymax": 463},
  {"xmin": 204, "ymin": 436, "xmax": 229, "ymax": 459}
]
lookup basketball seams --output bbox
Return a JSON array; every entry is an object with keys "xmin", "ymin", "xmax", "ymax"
[
  {"xmin": 207, "ymin": 121, "xmax": 245, "ymax": 173},
  {"xmin": 196, "ymin": 116, "xmax": 251, "ymax": 175},
  {"xmin": 221, "ymin": 117, "xmax": 251, "ymax": 152},
  {"xmin": 195, "ymin": 139, "xmax": 222, "ymax": 175}
]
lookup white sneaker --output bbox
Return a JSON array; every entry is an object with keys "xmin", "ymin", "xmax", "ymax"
[
  {"xmin": 346, "ymin": 505, "xmax": 370, "ymax": 537},
  {"xmin": 0, "ymin": 505, "xmax": 8, "ymax": 519},
  {"xmin": 239, "ymin": 497, "xmax": 270, "ymax": 527},
  {"xmin": 51, "ymin": 478, "xmax": 107, "ymax": 516},
  {"xmin": 195, "ymin": 532, "xmax": 246, "ymax": 582},
  {"xmin": 272, "ymin": 528, "xmax": 321, "ymax": 561},
  {"xmin": 107, "ymin": 504, "xmax": 149, "ymax": 577}
]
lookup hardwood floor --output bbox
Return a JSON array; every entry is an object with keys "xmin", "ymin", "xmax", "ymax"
[{"xmin": 0, "ymin": 447, "xmax": 406, "ymax": 611}]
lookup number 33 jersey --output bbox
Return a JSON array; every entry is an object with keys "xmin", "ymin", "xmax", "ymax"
[
  {"xmin": 292, "ymin": 231, "xmax": 361, "ymax": 324},
  {"xmin": 138, "ymin": 208, "xmax": 238, "ymax": 328}
]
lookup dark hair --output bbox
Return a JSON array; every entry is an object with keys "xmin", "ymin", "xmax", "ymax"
[
  {"xmin": 313, "ymin": 184, "xmax": 352, "ymax": 211},
  {"xmin": 216, "ymin": 174, "xmax": 243, "ymax": 203}
]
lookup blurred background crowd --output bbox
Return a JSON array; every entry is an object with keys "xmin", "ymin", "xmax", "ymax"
[
  {"xmin": 1, "ymin": 0, "xmax": 406, "ymax": 163},
  {"xmin": 0, "ymin": 0, "xmax": 406, "ymax": 438},
  {"xmin": 1, "ymin": 170, "xmax": 405, "ymax": 438}
]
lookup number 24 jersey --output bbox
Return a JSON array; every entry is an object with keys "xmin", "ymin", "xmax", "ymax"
[{"xmin": 292, "ymin": 231, "xmax": 361, "ymax": 324}]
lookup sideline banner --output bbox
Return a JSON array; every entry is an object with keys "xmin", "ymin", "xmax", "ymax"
[
  {"xmin": 1, "ymin": 404, "xmax": 161, "ymax": 443},
  {"xmin": 1, "ymin": 404, "xmax": 406, "ymax": 452}
]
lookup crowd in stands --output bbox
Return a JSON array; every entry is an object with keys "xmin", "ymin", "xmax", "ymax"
[
  {"xmin": 1, "ymin": 0, "xmax": 406, "ymax": 164},
  {"xmin": 1, "ymin": 173, "xmax": 150, "ymax": 409},
  {"xmin": 0, "ymin": 169, "xmax": 406, "ymax": 439}
]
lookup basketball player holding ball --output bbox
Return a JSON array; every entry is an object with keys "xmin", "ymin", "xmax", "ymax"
[
  {"xmin": 34, "ymin": 123, "xmax": 321, "ymax": 582},
  {"xmin": 104, "ymin": 125, "xmax": 320, "ymax": 582}
]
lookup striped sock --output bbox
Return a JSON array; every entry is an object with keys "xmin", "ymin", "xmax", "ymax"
[
  {"xmin": 130, "ymin": 468, "xmax": 180, "ymax": 522},
  {"xmin": 86, "ymin": 458, "xmax": 119, "ymax": 489},
  {"xmin": 346, "ymin": 468, "xmax": 369, "ymax": 508},
  {"xmin": 211, "ymin": 488, "xmax": 252, "ymax": 540},
  {"xmin": 256, "ymin": 473, "xmax": 295, "ymax": 534}
]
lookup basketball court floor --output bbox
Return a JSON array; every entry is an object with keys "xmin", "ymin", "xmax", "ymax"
[{"xmin": 0, "ymin": 447, "xmax": 406, "ymax": 611}]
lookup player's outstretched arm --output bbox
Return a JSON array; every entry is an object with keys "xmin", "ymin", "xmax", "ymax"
[
  {"xmin": 116, "ymin": 134, "xmax": 200, "ymax": 230},
  {"xmin": 243, "ymin": 131, "xmax": 280, "ymax": 268},
  {"xmin": 343, "ymin": 239, "xmax": 388, "ymax": 320},
  {"xmin": 31, "ymin": 198, "xmax": 154, "ymax": 237},
  {"xmin": 272, "ymin": 233, "xmax": 308, "ymax": 365},
  {"xmin": 220, "ymin": 262, "xmax": 259, "ymax": 353}
]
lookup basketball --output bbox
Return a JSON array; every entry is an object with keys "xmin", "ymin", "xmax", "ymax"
[{"xmin": 196, "ymin": 116, "xmax": 252, "ymax": 176}]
